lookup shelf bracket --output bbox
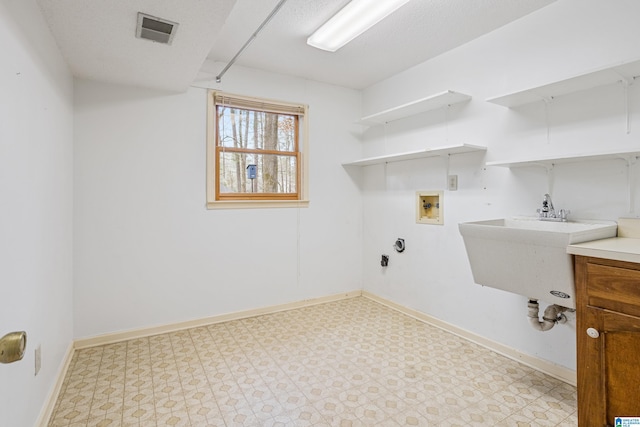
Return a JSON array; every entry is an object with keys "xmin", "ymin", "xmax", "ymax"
[
  {"xmin": 543, "ymin": 97, "xmax": 553, "ymax": 144},
  {"xmin": 545, "ymin": 163, "xmax": 555, "ymax": 195},
  {"xmin": 444, "ymin": 154, "xmax": 451, "ymax": 188},
  {"xmin": 613, "ymin": 70, "xmax": 634, "ymax": 87},
  {"xmin": 528, "ymin": 161, "xmax": 555, "ymax": 194},
  {"xmin": 617, "ymin": 77, "xmax": 634, "ymax": 134},
  {"xmin": 623, "ymin": 155, "xmax": 638, "ymax": 214},
  {"xmin": 444, "ymin": 104, "xmax": 451, "ymax": 143}
]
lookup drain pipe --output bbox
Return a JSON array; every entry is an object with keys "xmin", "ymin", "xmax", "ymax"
[{"xmin": 527, "ymin": 300, "xmax": 568, "ymax": 331}]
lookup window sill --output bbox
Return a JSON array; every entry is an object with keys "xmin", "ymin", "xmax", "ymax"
[{"xmin": 206, "ymin": 200, "xmax": 310, "ymax": 210}]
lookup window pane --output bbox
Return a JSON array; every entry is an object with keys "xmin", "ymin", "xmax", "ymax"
[
  {"xmin": 217, "ymin": 107, "xmax": 296, "ymax": 152},
  {"xmin": 219, "ymin": 151, "xmax": 297, "ymax": 194}
]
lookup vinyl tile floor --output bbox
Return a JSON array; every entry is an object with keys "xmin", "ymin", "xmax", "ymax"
[{"xmin": 49, "ymin": 297, "xmax": 577, "ymax": 426}]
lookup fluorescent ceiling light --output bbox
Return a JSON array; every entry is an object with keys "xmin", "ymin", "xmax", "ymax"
[{"xmin": 307, "ymin": 0, "xmax": 411, "ymax": 52}]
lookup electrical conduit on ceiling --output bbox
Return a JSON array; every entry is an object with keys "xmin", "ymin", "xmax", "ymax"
[{"xmin": 215, "ymin": 0, "xmax": 288, "ymax": 83}]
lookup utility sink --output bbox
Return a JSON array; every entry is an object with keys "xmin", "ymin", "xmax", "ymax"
[{"xmin": 458, "ymin": 217, "xmax": 617, "ymax": 308}]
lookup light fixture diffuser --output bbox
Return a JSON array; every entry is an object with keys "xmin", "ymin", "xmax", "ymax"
[{"xmin": 307, "ymin": 0, "xmax": 411, "ymax": 52}]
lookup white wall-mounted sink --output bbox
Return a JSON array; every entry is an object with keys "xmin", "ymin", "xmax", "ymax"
[{"xmin": 458, "ymin": 217, "xmax": 617, "ymax": 308}]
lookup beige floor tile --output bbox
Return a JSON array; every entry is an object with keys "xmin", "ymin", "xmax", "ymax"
[{"xmin": 48, "ymin": 297, "xmax": 577, "ymax": 426}]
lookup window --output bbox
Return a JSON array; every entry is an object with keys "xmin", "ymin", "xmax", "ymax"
[{"xmin": 207, "ymin": 91, "xmax": 309, "ymax": 209}]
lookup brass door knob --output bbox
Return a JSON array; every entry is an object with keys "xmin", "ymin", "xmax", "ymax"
[{"xmin": 0, "ymin": 331, "xmax": 27, "ymax": 364}]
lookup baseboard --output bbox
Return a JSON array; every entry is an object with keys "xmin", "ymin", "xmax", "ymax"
[
  {"xmin": 41, "ymin": 291, "xmax": 361, "ymax": 426},
  {"xmin": 35, "ymin": 342, "xmax": 75, "ymax": 427},
  {"xmin": 74, "ymin": 290, "xmax": 362, "ymax": 349},
  {"xmin": 43, "ymin": 289, "xmax": 576, "ymax": 426},
  {"xmin": 362, "ymin": 291, "xmax": 577, "ymax": 386}
]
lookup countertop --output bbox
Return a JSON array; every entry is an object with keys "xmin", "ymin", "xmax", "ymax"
[
  {"xmin": 567, "ymin": 217, "xmax": 640, "ymax": 263},
  {"xmin": 567, "ymin": 237, "xmax": 640, "ymax": 264}
]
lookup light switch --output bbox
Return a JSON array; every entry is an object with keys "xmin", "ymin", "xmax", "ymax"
[{"xmin": 448, "ymin": 175, "xmax": 458, "ymax": 191}]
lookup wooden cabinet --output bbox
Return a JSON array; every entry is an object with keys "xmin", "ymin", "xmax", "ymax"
[{"xmin": 576, "ymin": 255, "xmax": 640, "ymax": 426}]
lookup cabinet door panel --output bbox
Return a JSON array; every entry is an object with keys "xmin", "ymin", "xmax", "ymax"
[
  {"xmin": 577, "ymin": 305, "xmax": 605, "ymax": 426},
  {"xmin": 586, "ymin": 263, "xmax": 640, "ymax": 318},
  {"xmin": 576, "ymin": 256, "xmax": 640, "ymax": 427},
  {"xmin": 603, "ymin": 309, "xmax": 640, "ymax": 332},
  {"xmin": 602, "ymin": 310, "xmax": 640, "ymax": 421}
]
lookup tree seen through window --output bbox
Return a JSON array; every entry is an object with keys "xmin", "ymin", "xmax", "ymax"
[{"xmin": 217, "ymin": 106, "xmax": 298, "ymax": 196}]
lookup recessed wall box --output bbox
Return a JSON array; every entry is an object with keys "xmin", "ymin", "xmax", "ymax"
[{"xmin": 416, "ymin": 191, "xmax": 444, "ymax": 225}]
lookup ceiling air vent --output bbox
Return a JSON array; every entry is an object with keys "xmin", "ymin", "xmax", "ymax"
[{"xmin": 136, "ymin": 13, "xmax": 178, "ymax": 45}]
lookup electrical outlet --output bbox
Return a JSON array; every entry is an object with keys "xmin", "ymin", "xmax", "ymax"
[
  {"xmin": 35, "ymin": 345, "xmax": 41, "ymax": 376},
  {"xmin": 448, "ymin": 174, "xmax": 458, "ymax": 191}
]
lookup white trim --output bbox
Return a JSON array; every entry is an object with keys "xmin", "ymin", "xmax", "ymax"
[
  {"xmin": 43, "ymin": 290, "xmax": 578, "ymax": 425},
  {"xmin": 35, "ymin": 343, "xmax": 75, "ymax": 427},
  {"xmin": 74, "ymin": 291, "xmax": 362, "ymax": 349},
  {"xmin": 74, "ymin": 290, "xmax": 576, "ymax": 384},
  {"xmin": 206, "ymin": 90, "xmax": 310, "ymax": 207},
  {"xmin": 357, "ymin": 90, "xmax": 471, "ymax": 125},
  {"xmin": 206, "ymin": 199, "xmax": 310, "ymax": 210},
  {"xmin": 362, "ymin": 291, "xmax": 577, "ymax": 386},
  {"xmin": 342, "ymin": 143, "xmax": 486, "ymax": 167}
]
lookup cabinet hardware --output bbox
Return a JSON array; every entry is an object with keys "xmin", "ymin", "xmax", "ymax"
[{"xmin": 586, "ymin": 327, "xmax": 600, "ymax": 339}]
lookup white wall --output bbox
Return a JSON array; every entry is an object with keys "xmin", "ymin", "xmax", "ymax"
[
  {"xmin": 0, "ymin": 0, "xmax": 74, "ymax": 425},
  {"xmin": 73, "ymin": 67, "xmax": 363, "ymax": 339},
  {"xmin": 360, "ymin": 0, "xmax": 640, "ymax": 371},
  {"xmin": 8, "ymin": 4, "xmax": 635, "ymax": 423}
]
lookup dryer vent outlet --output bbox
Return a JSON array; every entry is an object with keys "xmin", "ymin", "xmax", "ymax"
[
  {"xmin": 381, "ymin": 255, "xmax": 389, "ymax": 267},
  {"xmin": 136, "ymin": 13, "xmax": 179, "ymax": 45}
]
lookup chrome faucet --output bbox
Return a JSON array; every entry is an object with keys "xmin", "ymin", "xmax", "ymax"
[
  {"xmin": 541, "ymin": 193, "xmax": 555, "ymax": 216},
  {"xmin": 537, "ymin": 193, "xmax": 570, "ymax": 221}
]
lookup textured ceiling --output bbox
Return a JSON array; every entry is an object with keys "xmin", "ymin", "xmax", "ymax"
[
  {"xmin": 36, "ymin": 0, "xmax": 237, "ymax": 92},
  {"xmin": 205, "ymin": 0, "xmax": 557, "ymax": 89},
  {"xmin": 36, "ymin": 0, "xmax": 556, "ymax": 92}
]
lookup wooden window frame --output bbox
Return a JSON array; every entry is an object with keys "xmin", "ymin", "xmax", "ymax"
[{"xmin": 206, "ymin": 91, "xmax": 309, "ymax": 209}]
